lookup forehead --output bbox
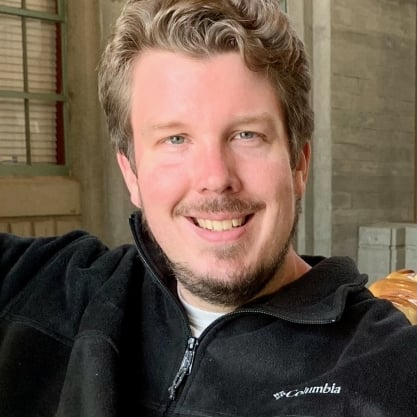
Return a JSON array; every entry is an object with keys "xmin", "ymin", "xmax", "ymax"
[{"xmin": 129, "ymin": 50, "xmax": 284, "ymax": 129}]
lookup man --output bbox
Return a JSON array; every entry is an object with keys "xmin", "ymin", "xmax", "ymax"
[{"xmin": 0, "ymin": 1, "xmax": 415, "ymax": 416}]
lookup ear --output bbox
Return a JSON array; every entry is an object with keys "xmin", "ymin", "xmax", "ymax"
[
  {"xmin": 116, "ymin": 152, "xmax": 142, "ymax": 208},
  {"xmin": 294, "ymin": 141, "xmax": 311, "ymax": 198}
]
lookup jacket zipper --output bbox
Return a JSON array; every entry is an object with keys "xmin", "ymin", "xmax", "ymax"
[
  {"xmin": 168, "ymin": 337, "xmax": 199, "ymax": 400},
  {"xmin": 167, "ymin": 309, "xmax": 335, "ymax": 404},
  {"xmin": 221, "ymin": 308, "xmax": 338, "ymax": 326}
]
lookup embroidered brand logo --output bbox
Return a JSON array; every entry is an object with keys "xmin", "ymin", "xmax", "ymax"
[{"xmin": 273, "ymin": 382, "xmax": 341, "ymax": 400}]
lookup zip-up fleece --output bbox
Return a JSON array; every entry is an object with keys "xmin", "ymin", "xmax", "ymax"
[{"xmin": 0, "ymin": 212, "xmax": 416, "ymax": 417}]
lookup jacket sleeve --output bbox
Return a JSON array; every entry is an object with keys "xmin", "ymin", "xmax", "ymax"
[{"xmin": 0, "ymin": 231, "xmax": 109, "ymax": 311}]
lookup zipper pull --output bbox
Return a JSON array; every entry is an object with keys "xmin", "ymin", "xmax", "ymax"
[{"xmin": 168, "ymin": 337, "xmax": 199, "ymax": 400}]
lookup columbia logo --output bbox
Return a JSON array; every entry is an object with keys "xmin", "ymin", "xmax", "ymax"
[{"xmin": 273, "ymin": 383, "xmax": 341, "ymax": 400}]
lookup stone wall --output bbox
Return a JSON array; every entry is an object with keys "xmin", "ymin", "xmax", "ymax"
[{"xmin": 331, "ymin": 0, "xmax": 416, "ymax": 260}]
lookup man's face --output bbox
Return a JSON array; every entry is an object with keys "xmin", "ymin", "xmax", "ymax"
[{"xmin": 118, "ymin": 50, "xmax": 310, "ymax": 309}]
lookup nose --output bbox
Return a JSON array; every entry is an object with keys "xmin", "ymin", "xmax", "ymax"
[{"xmin": 193, "ymin": 143, "xmax": 242, "ymax": 194}]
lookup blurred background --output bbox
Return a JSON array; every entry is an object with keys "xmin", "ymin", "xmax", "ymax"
[{"xmin": 0, "ymin": 0, "xmax": 416, "ymax": 282}]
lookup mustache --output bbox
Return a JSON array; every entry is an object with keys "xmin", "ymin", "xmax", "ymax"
[{"xmin": 174, "ymin": 197, "xmax": 266, "ymax": 216}]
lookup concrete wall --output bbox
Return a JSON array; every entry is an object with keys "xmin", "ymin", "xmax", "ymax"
[
  {"xmin": 288, "ymin": 0, "xmax": 416, "ymax": 262},
  {"xmin": 67, "ymin": 0, "xmax": 105, "ymax": 239},
  {"xmin": 331, "ymin": 0, "xmax": 416, "ymax": 260},
  {"xmin": 98, "ymin": 0, "xmax": 136, "ymax": 247},
  {"xmin": 66, "ymin": 0, "xmax": 134, "ymax": 247},
  {"xmin": 286, "ymin": 0, "xmax": 314, "ymax": 255}
]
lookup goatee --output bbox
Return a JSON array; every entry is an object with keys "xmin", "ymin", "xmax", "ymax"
[{"xmin": 169, "ymin": 199, "xmax": 301, "ymax": 308}]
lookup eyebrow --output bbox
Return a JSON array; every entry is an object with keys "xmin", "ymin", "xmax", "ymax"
[
  {"xmin": 148, "ymin": 121, "xmax": 186, "ymax": 132},
  {"xmin": 147, "ymin": 113, "xmax": 278, "ymax": 132},
  {"xmin": 229, "ymin": 113, "xmax": 278, "ymax": 127}
]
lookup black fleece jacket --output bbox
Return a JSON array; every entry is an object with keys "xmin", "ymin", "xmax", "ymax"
[{"xmin": 0, "ymin": 212, "xmax": 416, "ymax": 417}]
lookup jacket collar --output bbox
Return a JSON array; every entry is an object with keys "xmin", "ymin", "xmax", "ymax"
[
  {"xmin": 129, "ymin": 211, "xmax": 368, "ymax": 324},
  {"xmin": 254, "ymin": 256, "xmax": 368, "ymax": 323},
  {"xmin": 129, "ymin": 211, "xmax": 173, "ymax": 283}
]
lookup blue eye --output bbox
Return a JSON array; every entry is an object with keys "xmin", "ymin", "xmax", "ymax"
[
  {"xmin": 238, "ymin": 131, "xmax": 256, "ymax": 139},
  {"xmin": 168, "ymin": 135, "xmax": 185, "ymax": 145}
]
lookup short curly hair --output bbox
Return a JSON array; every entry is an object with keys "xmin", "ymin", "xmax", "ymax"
[{"xmin": 98, "ymin": 0, "xmax": 314, "ymax": 168}]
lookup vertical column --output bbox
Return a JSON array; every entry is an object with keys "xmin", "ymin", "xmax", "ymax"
[
  {"xmin": 98, "ymin": 0, "xmax": 136, "ymax": 247},
  {"xmin": 287, "ymin": 0, "xmax": 307, "ymax": 254},
  {"xmin": 415, "ymin": 3, "xmax": 417, "ymax": 222},
  {"xmin": 312, "ymin": 0, "xmax": 332, "ymax": 256},
  {"xmin": 67, "ymin": 0, "xmax": 104, "ymax": 239}
]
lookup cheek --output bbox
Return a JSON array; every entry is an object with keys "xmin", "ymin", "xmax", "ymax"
[
  {"xmin": 136, "ymin": 162, "xmax": 189, "ymax": 210},
  {"xmin": 248, "ymin": 159, "xmax": 294, "ymax": 199}
]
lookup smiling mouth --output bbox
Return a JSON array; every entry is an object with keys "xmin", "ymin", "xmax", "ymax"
[{"xmin": 192, "ymin": 216, "xmax": 251, "ymax": 231}]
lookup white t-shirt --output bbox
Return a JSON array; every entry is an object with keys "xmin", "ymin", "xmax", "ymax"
[{"xmin": 178, "ymin": 291, "xmax": 225, "ymax": 338}]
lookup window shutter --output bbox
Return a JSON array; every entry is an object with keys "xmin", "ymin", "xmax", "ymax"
[{"xmin": 0, "ymin": 0, "xmax": 64, "ymax": 167}]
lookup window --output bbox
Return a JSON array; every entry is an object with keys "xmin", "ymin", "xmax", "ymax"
[{"xmin": 0, "ymin": 0, "xmax": 67, "ymax": 175}]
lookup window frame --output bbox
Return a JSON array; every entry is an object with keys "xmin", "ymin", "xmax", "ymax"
[{"xmin": 0, "ymin": 0, "xmax": 68, "ymax": 176}]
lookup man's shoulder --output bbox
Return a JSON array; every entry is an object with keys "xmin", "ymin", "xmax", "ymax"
[
  {"xmin": 0, "ymin": 230, "xmax": 140, "ymax": 341},
  {"xmin": 0, "ymin": 229, "xmax": 137, "ymax": 270},
  {"xmin": 0, "ymin": 229, "xmax": 105, "ymax": 263}
]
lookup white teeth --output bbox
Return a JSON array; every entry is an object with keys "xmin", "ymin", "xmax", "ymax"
[
  {"xmin": 195, "ymin": 218, "xmax": 244, "ymax": 231},
  {"xmin": 232, "ymin": 218, "xmax": 242, "ymax": 227}
]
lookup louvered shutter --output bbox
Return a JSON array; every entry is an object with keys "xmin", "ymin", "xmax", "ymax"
[{"xmin": 0, "ymin": 0, "xmax": 64, "ymax": 166}]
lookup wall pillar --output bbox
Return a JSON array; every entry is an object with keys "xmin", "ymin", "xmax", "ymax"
[
  {"xmin": 99, "ymin": 0, "xmax": 136, "ymax": 247},
  {"xmin": 311, "ymin": 0, "xmax": 332, "ymax": 256}
]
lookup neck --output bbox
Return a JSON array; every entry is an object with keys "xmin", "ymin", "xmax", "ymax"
[
  {"xmin": 177, "ymin": 249, "xmax": 311, "ymax": 313},
  {"xmin": 177, "ymin": 285, "xmax": 236, "ymax": 313},
  {"xmin": 257, "ymin": 248, "xmax": 311, "ymax": 299}
]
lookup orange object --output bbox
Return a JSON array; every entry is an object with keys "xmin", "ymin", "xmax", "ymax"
[{"xmin": 369, "ymin": 269, "xmax": 417, "ymax": 325}]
